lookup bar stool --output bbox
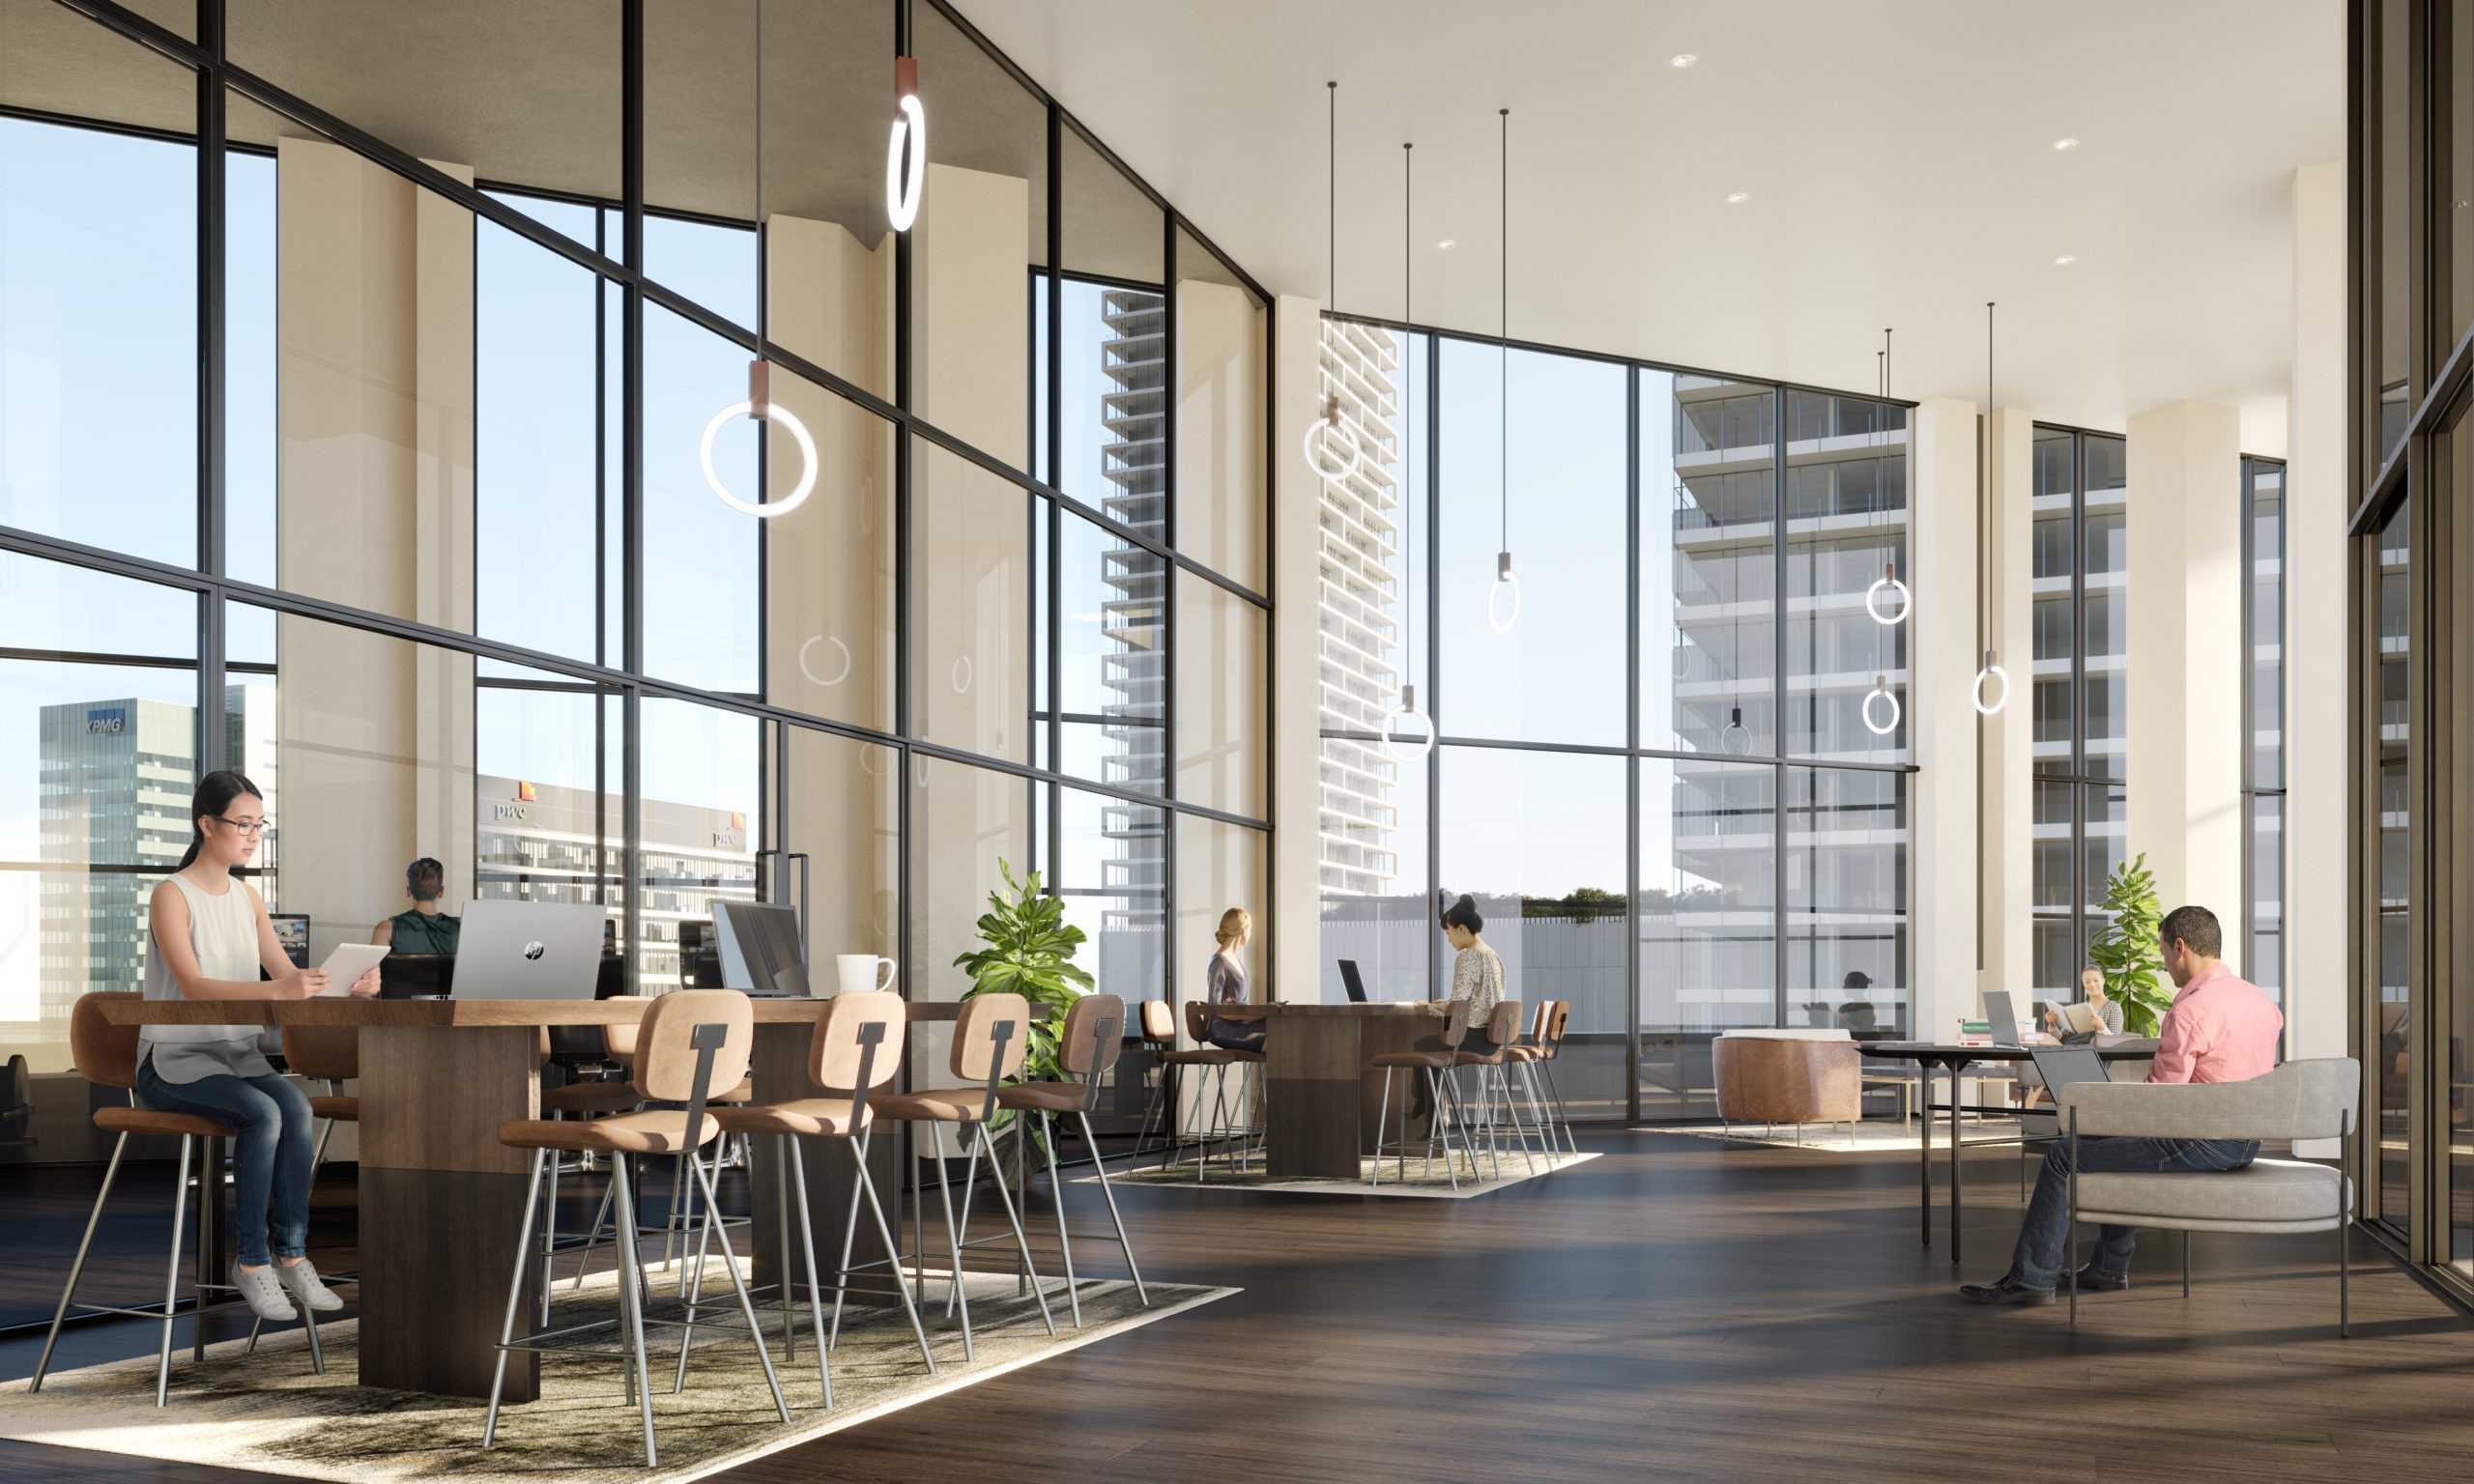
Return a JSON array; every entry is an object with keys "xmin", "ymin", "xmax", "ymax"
[
  {"xmin": 1182, "ymin": 1000, "xmax": 1265, "ymax": 1178},
  {"xmin": 1366, "ymin": 999, "xmax": 1475, "ymax": 1190},
  {"xmin": 1453, "ymin": 1001, "xmax": 1539, "ymax": 1179},
  {"xmin": 1129, "ymin": 1000, "xmax": 1180, "ymax": 1162},
  {"xmin": 868, "ymin": 993, "xmax": 1055, "ymax": 1361},
  {"xmin": 1505, "ymin": 1000, "xmax": 1578, "ymax": 1156},
  {"xmin": 32, "ymin": 992, "xmax": 328, "ymax": 1406},
  {"xmin": 484, "ymin": 989, "xmax": 788, "ymax": 1470},
  {"xmin": 700, "ymin": 989, "xmax": 934, "ymax": 1402},
  {"xmin": 996, "ymin": 994, "xmax": 1149, "ymax": 1327}
]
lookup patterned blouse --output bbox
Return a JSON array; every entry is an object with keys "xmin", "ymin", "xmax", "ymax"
[{"xmin": 1450, "ymin": 939, "xmax": 1506, "ymax": 1039}]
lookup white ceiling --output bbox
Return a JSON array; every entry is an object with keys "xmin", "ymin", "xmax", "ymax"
[{"xmin": 955, "ymin": 0, "xmax": 2344, "ymax": 437}]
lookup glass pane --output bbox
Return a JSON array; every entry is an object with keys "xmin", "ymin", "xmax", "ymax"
[
  {"xmin": 1652, "ymin": 375, "xmax": 1776, "ymax": 756},
  {"xmin": 915, "ymin": 442, "xmax": 1030, "ymax": 764},
  {"xmin": 474, "ymin": 676, "xmax": 624, "ymax": 962},
  {"xmin": 1057, "ymin": 786, "xmax": 1165, "ymax": 1008},
  {"xmin": 2375, "ymin": 0, "xmax": 2411, "ymax": 470},
  {"xmin": 1785, "ymin": 393, "xmax": 1908, "ymax": 761},
  {"xmin": 2081, "ymin": 434, "xmax": 2127, "ymax": 781},
  {"xmin": 1639, "ymin": 756, "xmax": 1775, "ymax": 1035},
  {"xmin": 2449, "ymin": 1, "xmax": 2474, "ymax": 359},
  {"xmin": 2030, "ymin": 778, "xmax": 2076, "ymax": 996},
  {"xmin": 0, "ymin": 556, "xmax": 201, "ymax": 1081},
  {"xmin": 1317, "ymin": 736, "xmax": 1429, "ymax": 1004},
  {"xmin": 2248, "ymin": 460, "xmax": 2285, "ymax": 789},
  {"xmin": 762, "ymin": 386, "xmax": 897, "ymax": 730},
  {"xmin": 1440, "ymin": 340, "xmax": 1627, "ymax": 747},
  {"xmin": 644, "ymin": 301, "xmax": 761, "ymax": 694},
  {"xmin": 1054, "ymin": 276, "xmax": 1165, "ymax": 515},
  {"xmin": 1436, "ymin": 747, "xmax": 1628, "ymax": 1037},
  {"xmin": 1058, "ymin": 506, "xmax": 1163, "ymax": 794},
  {"xmin": 0, "ymin": 36, "xmax": 199, "ymax": 566},
  {"xmin": 2248, "ymin": 793, "xmax": 2283, "ymax": 1008},
  {"xmin": 644, "ymin": 0, "xmax": 757, "ymax": 312},
  {"xmin": 2080, "ymin": 779, "xmax": 2128, "ymax": 957},
  {"xmin": 908, "ymin": 754, "xmax": 1034, "ymax": 1072},
  {"xmin": 784, "ymin": 727, "xmax": 900, "ymax": 974},
  {"xmin": 634, "ymin": 699, "xmax": 760, "ymax": 993},
  {"xmin": 1173, "ymin": 226, "xmax": 1265, "ymax": 588},
  {"xmin": 2373, "ymin": 496, "xmax": 2410, "ymax": 1233},
  {"xmin": 1786, "ymin": 767, "xmax": 1909, "ymax": 1039},
  {"xmin": 1060, "ymin": 126, "xmax": 1159, "ymax": 282},
  {"xmin": 1177, "ymin": 815, "xmax": 1264, "ymax": 1016},
  {"xmin": 1176, "ymin": 579, "xmax": 1265, "ymax": 817},
  {"xmin": 228, "ymin": 0, "xmax": 618, "ymax": 252}
]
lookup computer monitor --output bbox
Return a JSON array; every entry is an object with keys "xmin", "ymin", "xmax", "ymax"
[
  {"xmin": 716, "ymin": 900, "xmax": 810, "ymax": 997},
  {"xmin": 268, "ymin": 913, "xmax": 310, "ymax": 969},
  {"xmin": 449, "ymin": 900, "xmax": 606, "ymax": 1000},
  {"xmin": 1985, "ymin": 989, "xmax": 2022, "ymax": 1046},
  {"xmin": 1338, "ymin": 959, "xmax": 1368, "ymax": 1004},
  {"xmin": 379, "ymin": 952, "xmax": 454, "ymax": 1000}
]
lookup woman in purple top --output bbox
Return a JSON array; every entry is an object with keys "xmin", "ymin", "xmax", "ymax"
[{"xmin": 1202, "ymin": 907, "xmax": 1264, "ymax": 1051}]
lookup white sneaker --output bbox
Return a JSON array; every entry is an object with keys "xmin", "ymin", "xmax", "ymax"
[
  {"xmin": 230, "ymin": 1261, "xmax": 297, "ymax": 1322},
  {"xmin": 275, "ymin": 1258, "xmax": 346, "ymax": 1313}
]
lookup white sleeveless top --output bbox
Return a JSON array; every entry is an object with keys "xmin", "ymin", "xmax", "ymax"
[{"xmin": 141, "ymin": 872, "xmax": 276, "ymax": 1084}]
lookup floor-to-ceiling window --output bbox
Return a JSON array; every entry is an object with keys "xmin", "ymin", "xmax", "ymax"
[
  {"xmin": 1315, "ymin": 322, "xmax": 1914, "ymax": 1121},
  {"xmin": 2028, "ymin": 425, "xmax": 2128, "ymax": 1000},
  {"xmin": 2242, "ymin": 456, "xmax": 2286, "ymax": 1013},
  {"xmin": 0, "ymin": 0, "xmax": 1267, "ymax": 1172}
]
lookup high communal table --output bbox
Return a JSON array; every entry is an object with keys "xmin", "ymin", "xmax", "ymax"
[
  {"xmin": 1855, "ymin": 1041, "xmax": 2157, "ymax": 1265},
  {"xmin": 1205, "ymin": 1002, "xmax": 1449, "ymax": 1180},
  {"xmin": 101, "ymin": 995, "xmax": 947, "ymax": 1402}
]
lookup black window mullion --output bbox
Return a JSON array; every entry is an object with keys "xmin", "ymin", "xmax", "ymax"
[
  {"xmin": 618, "ymin": 0, "xmax": 646, "ymax": 989},
  {"xmin": 1772, "ymin": 385, "xmax": 1789, "ymax": 1029}
]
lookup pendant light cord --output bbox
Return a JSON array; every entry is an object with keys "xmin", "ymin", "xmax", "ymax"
[
  {"xmin": 1327, "ymin": 82, "xmax": 1338, "ymax": 306},
  {"xmin": 753, "ymin": 0, "xmax": 763, "ymax": 326},
  {"xmin": 1404, "ymin": 140, "xmax": 1415, "ymax": 689},
  {"xmin": 1499, "ymin": 107, "xmax": 1509, "ymax": 555}
]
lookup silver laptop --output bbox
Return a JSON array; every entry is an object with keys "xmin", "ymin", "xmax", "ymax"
[
  {"xmin": 1984, "ymin": 989, "xmax": 2022, "ymax": 1046},
  {"xmin": 2029, "ymin": 1044, "xmax": 2111, "ymax": 1091},
  {"xmin": 450, "ymin": 900, "xmax": 608, "ymax": 1000}
]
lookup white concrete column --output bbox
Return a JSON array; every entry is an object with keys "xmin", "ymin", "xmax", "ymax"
[
  {"xmin": 2124, "ymin": 400, "xmax": 2245, "ymax": 925},
  {"xmin": 1983, "ymin": 408, "xmax": 2037, "ymax": 999},
  {"xmin": 2287, "ymin": 159, "xmax": 2347, "ymax": 1062},
  {"xmin": 1272, "ymin": 295, "xmax": 1325, "ymax": 1004},
  {"xmin": 1910, "ymin": 396, "xmax": 1977, "ymax": 1042}
]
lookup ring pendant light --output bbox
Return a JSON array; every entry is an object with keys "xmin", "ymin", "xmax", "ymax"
[
  {"xmin": 703, "ymin": 0, "xmax": 817, "ymax": 520},
  {"xmin": 1486, "ymin": 106, "xmax": 1521, "ymax": 634},
  {"xmin": 886, "ymin": 2, "xmax": 925, "ymax": 232},
  {"xmin": 1863, "ymin": 673, "xmax": 1902, "ymax": 735},
  {"xmin": 1304, "ymin": 82, "xmax": 1367, "ymax": 482},
  {"xmin": 1972, "ymin": 301, "xmax": 2010, "ymax": 716},
  {"xmin": 1857, "ymin": 337, "xmax": 1901, "ymax": 739},
  {"xmin": 1383, "ymin": 140, "xmax": 1437, "ymax": 762},
  {"xmin": 1865, "ymin": 328, "xmax": 1910, "ymax": 626}
]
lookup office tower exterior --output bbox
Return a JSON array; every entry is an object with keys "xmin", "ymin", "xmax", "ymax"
[
  {"xmin": 1314, "ymin": 319, "xmax": 1405, "ymax": 898},
  {"xmin": 1097, "ymin": 288, "xmax": 1168, "ymax": 954}
]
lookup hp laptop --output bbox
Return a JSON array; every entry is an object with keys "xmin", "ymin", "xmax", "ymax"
[
  {"xmin": 449, "ymin": 900, "xmax": 607, "ymax": 1000},
  {"xmin": 1338, "ymin": 959, "xmax": 1369, "ymax": 1004},
  {"xmin": 1984, "ymin": 989, "xmax": 2023, "ymax": 1046}
]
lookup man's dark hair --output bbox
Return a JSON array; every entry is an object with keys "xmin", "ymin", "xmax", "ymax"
[
  {"xmin": 2158, "ymin": 904, "xmax": 2222, "ymax": 959},
  {"xmin": 406, "ymin": 857, "xmax": 446, "ymax": 903}
]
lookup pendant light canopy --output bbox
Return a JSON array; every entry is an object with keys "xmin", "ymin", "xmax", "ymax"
[
  {"xmin": 1486, "ymin": 106, "xmax": 1521, "ymax": 634},
  {"xmin": 704, "ymin": 0, "xmax": 816, "ymax": 520},
  {"xmin": 1304, "ymin": 81, "xmax": 1366, "ymax": 482},
  {"xmin": 886, "ymin": 3, "xmax": 925, "ymax": 232},
  {"xmin": 1383, "ymin": 140, "xmax": 1437, "ymax": 762},
  {"xmin": 1973, "ymin": 301, "xmax": 2010, "ymax": 715}
]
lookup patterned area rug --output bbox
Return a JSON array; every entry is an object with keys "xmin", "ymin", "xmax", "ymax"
[
  {"xmin": 1638, "ymin": 1119, "xmax": 2027, "ymax": 1155},
  {"xmin": 0, "ymin": 1258, "xmax": 1230, "ymax": 1484},
  {"xmin": 1094, "ymin": 1150, "xmax": 1598, "ymax": 1198}
]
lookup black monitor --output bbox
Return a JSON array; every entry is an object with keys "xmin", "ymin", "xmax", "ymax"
[
  {"xmin": 1338, "ymin": 958, "xmax": 1368, "ymax": 1004},
  {"xmin": 379, "ymin": 952, "xmax": 454, "ymax": 1000},
  {"xmin": 716, "ymin": 900, "xmax": 810, "ymax": 996},
  {"xmin": 268, "ymin": 913, "xmax": 310, "ymax": 969}
]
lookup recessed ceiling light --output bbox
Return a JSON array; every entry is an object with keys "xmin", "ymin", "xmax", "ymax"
[
  {"xmin": 2054, "ymin": 137, "xmax": 2080, "ymax": 152},
  {"xmin": 1670, "ymin": 53, "xmax": 1697, "ymax": 69},
  {"xmin": 1725, "ymin": 191, "xmax": 1749, "ymax": 205},
  {"xmin": 2054, "ymin": 253, "xmax": 2078, "ymax": 266},
  {"xmin": 1436, "ymin": 238, "xmax": 1457, "ymax": 249}
]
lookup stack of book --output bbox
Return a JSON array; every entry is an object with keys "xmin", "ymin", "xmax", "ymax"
[{"xmin": 1956, "ymin": 1018, "xmax": 1992, "ymax": 1046}]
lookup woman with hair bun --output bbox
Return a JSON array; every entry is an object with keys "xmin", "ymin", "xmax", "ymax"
[{"xmin": 1440, "ymin": 894, "xmax": 1504, "ymax": 1029}]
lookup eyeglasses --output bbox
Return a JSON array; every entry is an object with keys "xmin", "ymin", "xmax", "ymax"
[{"xmin": 213, "ymin": 815, "xmax": 272, "ymax": 837}]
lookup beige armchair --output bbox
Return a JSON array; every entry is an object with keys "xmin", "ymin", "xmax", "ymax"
[
  {"xmin": 1714, "ymin": 1032, "xmax": 1862, "ymax": 1145},
  {"xmin": 2055, "ymin": 1057, "xmax": 2359, "ymax": 1332}
]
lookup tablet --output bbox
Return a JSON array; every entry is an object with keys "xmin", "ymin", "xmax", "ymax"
[{"xmin": 314, "ymin": 942, "xmax": 392, "ymax": 995}]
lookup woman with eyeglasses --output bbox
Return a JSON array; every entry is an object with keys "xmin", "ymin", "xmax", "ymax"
[{"xmin": 138, "ymin": 770, "xmax": 380, "ymax": 1326}]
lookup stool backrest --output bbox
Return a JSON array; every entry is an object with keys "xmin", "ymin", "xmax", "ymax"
[
  {"xmin": 811, "ymin": 990, "xmax": 906, "ymax": 1092},
  {"xmin": 1059, "ymin": 994, "xmax": 1126, "ymax": 1081},
  {"xmin": 1542, "ymin": 1000, "xmax": 1570, "ymax": 1057},
  {"xmin": 1140, "ymin": 998, "xmax": 1175, "ymax": 1045},
  {"xmin": 952, "ymin": 992, "xmax": 1031, "ymax": 1083},
  {"xmin": 631, "ymin": 989, "xmax": 753, "ymax": 1104},
  {"xmin": 281, "ymin": 1023, "xmax": 358, "ymax": 1082},
  {"xmin": 1527, "ymin": 1001, "xmax": 1551, "ymax": 1043},
  {"xmin": 604, "ymin": 996, "xmax": 648, "ymax": 1063},
  {"xmin": 1182, "ymin": 999, "xmax": 1212, "ymax": 1044},
  {"xmin": 69, "ymin": 992, "xmax": 141, "ymax": 1090},
  {"xmin": 1437, "ymin": 996, "xmax": 1473, "ymax": 1051},
  {"xmin": 1482, "ymin": 1000, "xmax": 1524, "ymax": 1051}
]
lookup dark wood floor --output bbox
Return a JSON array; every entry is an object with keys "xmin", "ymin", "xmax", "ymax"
[{"xmin": 6, "ymin": 1131, "xmax": 2473, "ymax": 1482}]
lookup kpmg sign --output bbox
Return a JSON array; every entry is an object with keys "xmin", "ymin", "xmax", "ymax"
[{"xmin": 84, "ymin": 707, "xmax": 127, "ymax": 735}]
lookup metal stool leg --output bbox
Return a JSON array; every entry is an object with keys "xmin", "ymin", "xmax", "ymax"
[
  {"xmin": 612, "ymin": 1153, "xmax": 659, "ymax": 1466},
  {"xmin": 1040, "ymin": 1112, "xmax": 1082, "ymax": 1327},
  {"xmin": 484, "ymin": 1149, "xmax": 548, "ymax": 1448},
  {"xmin": 153, "ymin": 1134, "xmax": 195, "ymax": 1408},
  {"xmin": 1076, "ymin": 1110, "xmax": 1148, "ymax": 1303},
  {"xmin": 975, "ymin": 1123, "xmax": 1056, "ymax": 1336},
  {"xmin": 840, "ymin": 1127, "xmax": 936, "ymax": 1373},
  {"xmin": 785, "ymin": 1135, "xmax": 832, "ymax": 1406},
  {"xmin": 684, "ymin": 1143, "xmax": 791, "ymax": 1421},
  {"xmin": 31, "ymin": 1130, "xmax": 129, "ymax": 1392},
  {"xmin": 1370, "ymin": 1067, "xmax": 1394, "ymax": 1187}
]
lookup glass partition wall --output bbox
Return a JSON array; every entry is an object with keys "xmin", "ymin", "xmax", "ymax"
[
  {"xmin": 1316, "ymin": 323, "xmax": 1915, "ymax": 1121},
  {"xmin": 0, "ymin": 0, "xmax": 1268, "ymax": 1164}
]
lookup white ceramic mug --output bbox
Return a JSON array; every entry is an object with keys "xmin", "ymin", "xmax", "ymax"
[{"xmin": 835, "ymin": 954, "xmax": 898, "ymax": 997}]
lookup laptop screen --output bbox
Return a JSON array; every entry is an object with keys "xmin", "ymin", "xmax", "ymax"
[
  {"xmin": 1985, "ymin": 989, "xmax": 2020, "ymax": 1045},
  {"xmin": 2030, "ymin": 1044, "xmax": 2110, "ymax": 1091},
  {"xmin": 1338, "ymin": 959, "xmax": 1367, "ymax": 1003}
]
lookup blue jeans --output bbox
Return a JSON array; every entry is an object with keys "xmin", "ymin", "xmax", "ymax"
[
  {"xmin": 2007, "ymin": 1134, "xmax": 2259, "ymax": 1290},
  {"xmin": 135, "ymin": 1055, "xmax": 314, "ymax": 1268}
]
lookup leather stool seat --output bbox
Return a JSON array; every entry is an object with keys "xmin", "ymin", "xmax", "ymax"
[
  {"xmin": 708, "ymin": 1097, "xmax": 868, "ymax": 1138},
  {"xmin": 540, "ymin": 1079, "xmax": 643, "ymax": 1116},
  {"xmin": 305, "ymin": 1095, "xmax": 358, "ymax": 1121},
  {"xmin": 94, "ymin": 1105, "xmax": 235, "ymax": 1141},
  {"xmin": 497, "ymin": 1109, "xmax": 720, "ymax": 1156}
]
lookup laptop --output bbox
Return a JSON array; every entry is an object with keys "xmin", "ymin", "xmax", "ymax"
[
  {"xmin": 449, "ymin": 900, "xmax": 608, "ymax": 1000},
  {"xmin": 714, "ymin": 900, "xmax": 810, "ymax": 997},
  {"xmin": 2029, "ymin": 1043, "xmax": 2111, "ymax": 1091},
  {"xmin": 1338, "ymin": 959, "xmax": 1368, "ymax": 1004},
  {"xmin": 1984, "ymin": 989, "xmax": 2022, "ymax": 1046}
]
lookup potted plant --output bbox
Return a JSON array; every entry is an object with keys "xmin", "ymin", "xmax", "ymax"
[
  {"xmin": 953, "ymin": 860, "xmax": 1093, "ymax": 1162},
  {"xmin": 2086, "ymin": 852, "xmax": 2172, "ymax": 1037}
]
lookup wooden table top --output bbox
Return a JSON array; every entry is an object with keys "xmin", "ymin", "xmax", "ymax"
[
  {"xmin": 1202, "ymin": 1001, "xmax": 1446, "ymax": 1020},
  {"xmin": 97, "ymin": 995, "xmax": 964, "ymax": 1027}
]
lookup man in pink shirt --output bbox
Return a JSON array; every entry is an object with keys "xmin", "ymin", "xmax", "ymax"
[{"xmin": 1961, "ymin": 904, "xmax": 2284, "ymax": 1305}]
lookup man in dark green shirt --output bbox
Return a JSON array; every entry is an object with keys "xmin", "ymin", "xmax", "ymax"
[{"xmin": 371, "ymin": 857, "xmax": 460, "ymax": 955}]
